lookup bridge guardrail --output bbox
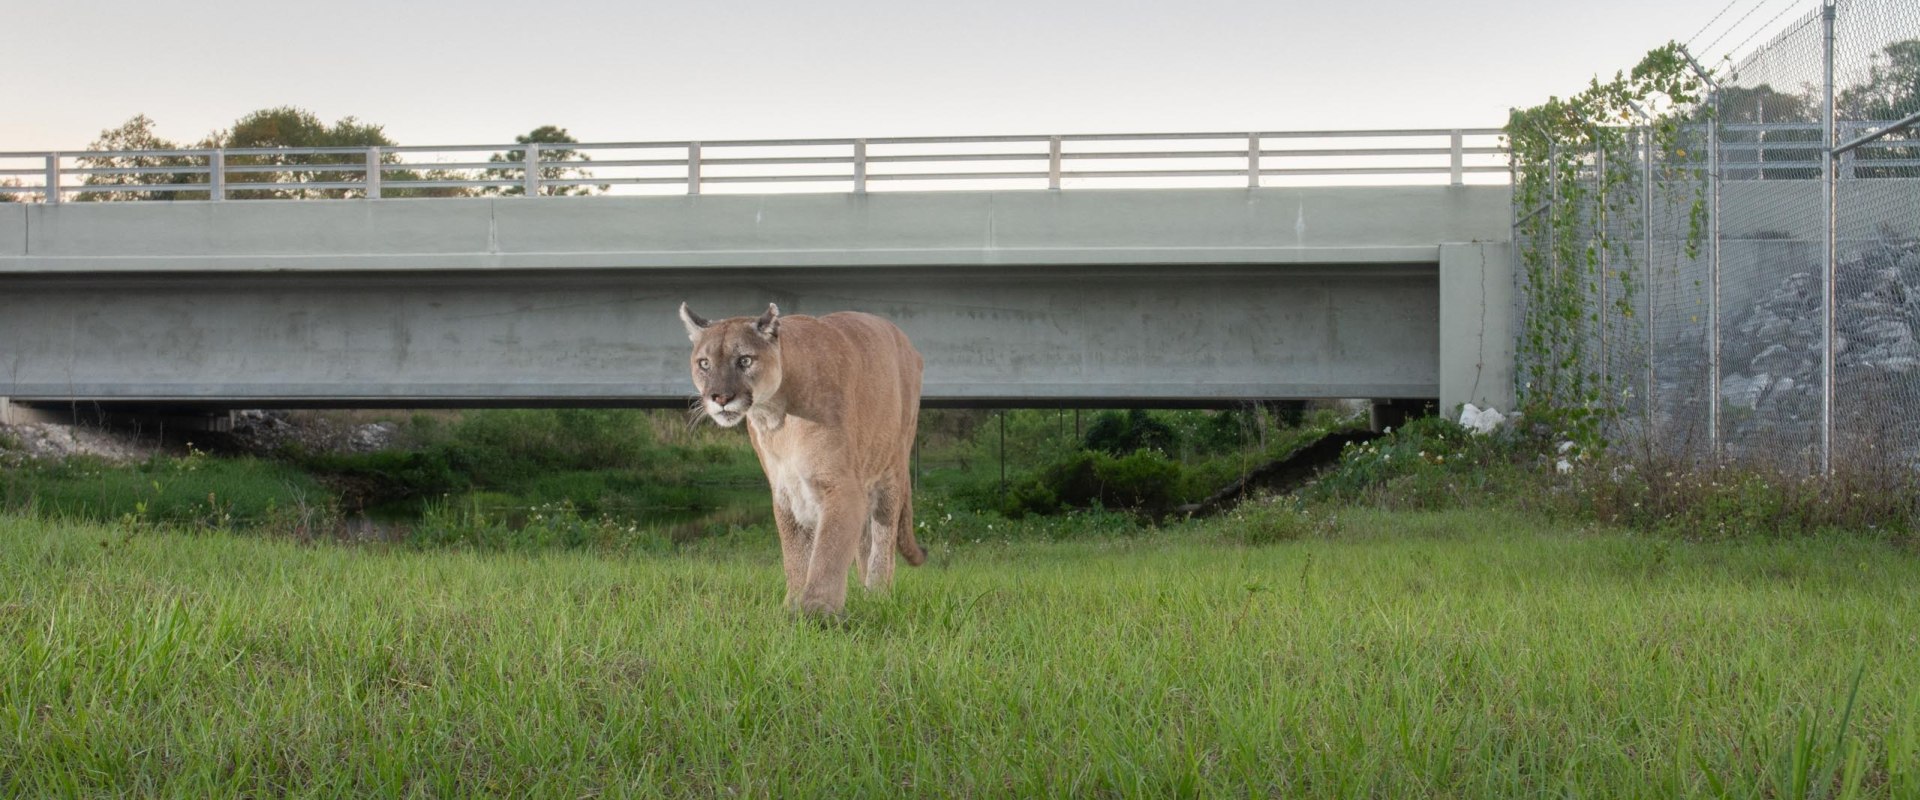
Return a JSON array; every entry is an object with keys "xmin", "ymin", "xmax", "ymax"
[{"xmin": 0, "ymin": 128, "xmax": 1509, "ymax": 202}]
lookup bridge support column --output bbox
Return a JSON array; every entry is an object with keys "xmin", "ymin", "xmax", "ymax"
[{"xmin": 1439, "ymin": 241, "xmax": 1515, "ymax": 417}]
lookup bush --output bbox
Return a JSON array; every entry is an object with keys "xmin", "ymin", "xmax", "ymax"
[
  {"xmin": 1568, "ymin": 459, "xmax": 1919, "ymax": 538},
  {"xmin": 1218, "ymin": 497, "xmax": 1332, "ymax": 545},
  {"xmin": 1083, "ymin": 410, "xmax": 1175, "ymax": 456},
  {"xmin": 992, "ymin": 448, "xmax": 1185, "ymax": 518},
  {"xmin": 1309, "ymin": 416, "xmax": 1488, "ymax": 503}
]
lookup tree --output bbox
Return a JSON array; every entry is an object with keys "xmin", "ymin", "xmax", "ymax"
[
  {"xmin": 483, "ymin": 125, "xmax": 606, "ymax": 196},
  {"xmin": 74, "ymin": 114, "xmax": 212, "ymax": 201},
  {"xmin": 1711, "ymin": 84, "xmax": 1821, "ymax": 180},
  {"xmin": 1840, "ymin": 39, "xmax": 1920, "ymax": 121},
  {"xmin": 67, "ymin": 108, "xmax": 479, "ymax": 201},
  {"xmin": 1838, "ymin": 39, "xmax": 1919, "ymax": 178},
  {"xmin": 1715, "ymin": 84, "xmax": 1814, "ymax": 124},
  {"xmin": 216, "ymin": 106, "xmax": 396, "ymax": 199}
]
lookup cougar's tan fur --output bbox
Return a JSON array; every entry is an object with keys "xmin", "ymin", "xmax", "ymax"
[{"xmin": 680, "ymin": 302, "xmax": 926, "ymax": 615}]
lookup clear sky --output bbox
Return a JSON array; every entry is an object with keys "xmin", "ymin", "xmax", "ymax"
[{"xmin": 3, "ymin": 0, "xmax": 1813, "ymax": 150}]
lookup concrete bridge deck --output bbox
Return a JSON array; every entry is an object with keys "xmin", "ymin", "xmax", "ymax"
[{"xmin": 0, "ymin": 186, "xmax": 1513, "ymax": 414}]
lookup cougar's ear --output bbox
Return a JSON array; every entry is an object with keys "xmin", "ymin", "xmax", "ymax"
[
  {"xmin": 678, "ymin": 302, "xmax": 711, "ymax": 341},
  {"xmin": 754, "ymin": 303, "xmax": 780, "ymax": 340}
]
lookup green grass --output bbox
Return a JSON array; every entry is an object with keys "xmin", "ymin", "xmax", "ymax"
[
  {"xmin": 0, "ymin": 454, "xmax": 333, "ymax": 527},
  {"xmin": 3, "ymin": 508, "xmax": 1917, "ymax": 797}
]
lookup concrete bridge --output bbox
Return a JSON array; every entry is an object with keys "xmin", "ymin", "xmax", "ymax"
[{"xmin": 0, "ymin": 130, "xmax": 1514, "ymax": 419}]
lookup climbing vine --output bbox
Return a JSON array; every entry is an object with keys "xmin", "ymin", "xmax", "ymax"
[{"xmin": 1506, "ymin": 42, "xmax": 1711, "ymax": 450}]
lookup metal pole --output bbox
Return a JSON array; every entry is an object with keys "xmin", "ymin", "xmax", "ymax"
[
  {"xmin": 998, "ymin": 411, "xmax": 1007, "ymax": 496},
  {"xmin": 688, "ymin": 142, "xmax": 702, "ymax": 196},
  {"xmin": 523, "ymin": 143, "xmax": 541, "ymax": 196},
  {"xmin": 365, "ymin": 146, "xmax": 382, "ymax": 199},
  {"xmin": 210, "ymin": 150, "xmax": 225, "ymax": 201},
  {"xmin": 1597, "ymin": 138, "xmax": 1610, "ymax": 403},
  {"xmin": 1820, "ymin": 0, "xmax": 1837, "ymax": 475},
  {"xmin": 1678, "ymin": 44, "xmax": 1724, "ymax": 462},
  {"xmin": 44, "ymin": 153, "xmax": 59, "ymax": 204},
  {"xmin": 1547, "ymin": 141, "xmax": 1560, "ymax": 395},
  {"xmin": 1708, "ymin": 88, "xmax": 1723, "ymax": 462},
  {"xmin": 1644, "ymin": 125, "xmax": 1656, "ymax": 445}
]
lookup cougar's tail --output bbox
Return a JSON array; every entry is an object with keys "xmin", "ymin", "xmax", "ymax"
[{"xmin": 896, "ymin": 487, "xmax": 927, "ymax": 566}]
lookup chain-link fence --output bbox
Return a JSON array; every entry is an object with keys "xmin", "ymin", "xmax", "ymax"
[{"xmin": 1518, "ymin": 0, "xmax": 1920, "ymax": 473}]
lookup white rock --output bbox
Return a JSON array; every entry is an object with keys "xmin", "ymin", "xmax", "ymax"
[{"xmin": 1458, "ymin": 403, "xmax": 1507, "ymax": 435}]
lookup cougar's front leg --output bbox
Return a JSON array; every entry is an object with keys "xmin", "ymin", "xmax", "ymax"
[
  {"xmin": 771, "ymin": 498, "xmax": 811, "ymax": 609},
  {"xmin": 798, "ymin": 485, "xmax": 866, "ymax": 616}
]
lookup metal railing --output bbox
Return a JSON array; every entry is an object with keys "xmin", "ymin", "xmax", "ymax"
[
  {"xmin": 1720, "ymin": 120, "xmax": 1920, "ymax": 178},
  {"xmin": 0, "ymin": 128, "xmax": 1509, "ymax": 202}
]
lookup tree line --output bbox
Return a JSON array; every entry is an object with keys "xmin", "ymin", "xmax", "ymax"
[{"xmin": 6, "ymin": 107, "xmax": 605, "ymax": 201}]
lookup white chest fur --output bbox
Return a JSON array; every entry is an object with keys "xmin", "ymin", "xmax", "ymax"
[{"xmin": 762, "ymin": 452, "xmax": 823, "ymax": 532}]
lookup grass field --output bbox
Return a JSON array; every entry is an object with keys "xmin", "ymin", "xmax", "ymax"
[{"xmin": 3, "ymin": 507, "xmax": 1917, "ymax": 797}]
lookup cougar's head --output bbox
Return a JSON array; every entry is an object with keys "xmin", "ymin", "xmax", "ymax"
[{"xmin": 679, "ymin": 302, "xmax": 783, "ymax": 428}]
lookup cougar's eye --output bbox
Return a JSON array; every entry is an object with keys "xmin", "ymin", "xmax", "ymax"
[
  {"xmin": 696, "ymin": 358, "xmax": 710, "ymax": 371},
  {"xmin": 736, "ymin": 355, "xmax": 754, "ymax": 370}
]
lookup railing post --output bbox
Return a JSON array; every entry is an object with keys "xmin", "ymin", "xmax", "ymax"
[
  {"xmin": 365, "ymin": 146, "xmax": 382, "ymax": 199},
  {"xmin": 1247, "ymin": 133, "xmax": 1261, "ymax": 188},
  {"xmin": 44, "ymin": 153, "xmax": 60, "ymax": 204},
  {"xmin": 1048, "ymin": 136, "xmax": 1061, "ymax": 190},
  {"xmin": 523, "ymin": 143, "xmax": 541, "ymax": 196},
  {"xmin": 1449, "ymin": 129, "xmax": 1465, "ymax": 186},
  {"xmin": 688, "ymin": 142, "xmax": 702, "ymax": 196},
  {"xmin": 853, "ymin": 139, "xmax": 867, "ymax": 194},
  {"xmin": 210, "ymin": 150, "xmax": 225, "ymax": 201}
]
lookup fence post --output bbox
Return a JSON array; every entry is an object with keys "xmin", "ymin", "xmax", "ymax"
[
  {"xmin": 1820, "ymin": 0, "xmax": 1837, "ymax": 475},
  {"xmin": 688, "ymin": 142, "xmax": 702, "ymax": 196},
  {"xmin": 365, "ymin": 146, "xmax": 382, "ymax": 199},
  {"xmin": 853, "ymin": 139, "xmax": 867, "ymax": 194},
  {"xmin": 1048, "ymin": 136, "xmax": 1062, "ymax": 190},
  {"xmin": 523, "ymin": 143, "xmax": 542, "ymax": 196},
  {"xmin": 1596, "ymin": 138, "xmax": 1609, "ymax": 404},
  {"xmin": 1644, "ymin": 126, "xmax": 1656, "ymax": 446},
  {"xmin": 1449, "ymin": 129, "xmax": 1464, "ymax": 186},
  {"xmin": 1247, "ymin": 133, "xmax": 1261, "ymax": 188},
  {"xmin": 210, "ymin": 150, "xmax": 225, "ymax": 201},
  {"xmin": 44, "ymin": 153, "xmax": 59, "ymax": 204},
  {"xmin": 1547, "ymin": 141, "xmax": 1560, "ymax": 395},
  {"xmin": 1708, "ymin": 87, "xmax": 1722, "ymax": 463}
]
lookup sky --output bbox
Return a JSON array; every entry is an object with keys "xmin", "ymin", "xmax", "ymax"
[{"xmin": 2, "ymin": 0, "xmax": 1817, "ymax": 151}]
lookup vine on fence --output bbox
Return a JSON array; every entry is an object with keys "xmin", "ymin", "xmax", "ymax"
[{"xmin": 1506, "ymin": 42, "xmax": 1710, "ymax": 450}]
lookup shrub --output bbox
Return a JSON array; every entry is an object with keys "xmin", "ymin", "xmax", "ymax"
[
  {"xmin": 992, "ymin": 448, "xmax": 1185, "ymax": 518},
  {"xmin": 1219, "ymin": 497, "xmax": 1331, "ymax": 545},
  {"xmin": 1083, "ymin": 410, "xmax": 1175, "ymax": 456}
]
